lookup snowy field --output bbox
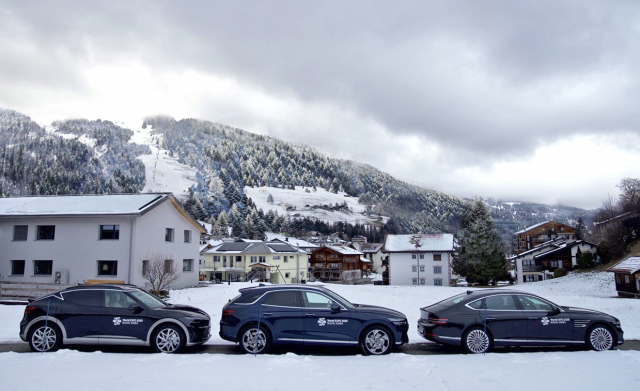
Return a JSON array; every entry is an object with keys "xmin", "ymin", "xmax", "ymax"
[
  {"xmin": 245, "ymin": 186, "xmax": 384, "ymax": 225},
  {"xmin": 1, "ymin": 271, "xmax": 639, "ymax": 390}
]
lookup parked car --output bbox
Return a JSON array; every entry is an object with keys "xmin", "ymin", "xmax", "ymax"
[
  {"xmin": 418, "ymin": 290, "xmax": 624, "ymax": 353},
  {"xmin": 20, "ymin": 284, "xmax": 211, "ymax": 353},
  {"xmin": 220, "ymin": 284, "xmax": 409, "ymax": 355}
]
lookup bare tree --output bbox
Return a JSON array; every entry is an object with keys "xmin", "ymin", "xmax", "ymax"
[{"xmin": 139, "ymin": 252, "xmax": 181, "ymax": 296}]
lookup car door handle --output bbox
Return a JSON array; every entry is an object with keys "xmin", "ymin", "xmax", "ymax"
[
  {"xmin": 485, "ymin": 317, "xmax": 496, "ymax": 320},
  {"xmin": 305, "ymin": 313, "xmax": 316, "ymax": 317}
]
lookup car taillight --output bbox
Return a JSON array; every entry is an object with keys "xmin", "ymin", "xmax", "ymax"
[
  {"xmin": 429, "ymin": 318, "xmax": 449, "ymax": 325},
  {"xmin": 25, "ymin": 306, "xmax": 36, "ymax": 315},
  {"xmin": 222, "ymin": 309, "xmax": 234, "ymax": 316}
]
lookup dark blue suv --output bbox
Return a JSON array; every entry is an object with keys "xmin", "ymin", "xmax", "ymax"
[{"xmin": 220, "ymin": 284, "xmax": 409, "ymax": 355}]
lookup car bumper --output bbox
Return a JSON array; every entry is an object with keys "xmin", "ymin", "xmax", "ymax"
[{"xmin": 186, "ymin": 326, "xmax": 211, "ymax": 346}]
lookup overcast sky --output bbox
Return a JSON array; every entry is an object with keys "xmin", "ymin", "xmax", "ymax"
[{"xmin": 2, "ymin": 1, "xmax": 640, "ymax": 209}]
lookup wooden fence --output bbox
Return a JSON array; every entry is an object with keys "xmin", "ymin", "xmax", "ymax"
[{"xmin": 0, "ymin": 281, "xmax": 76, "ymax": 302}]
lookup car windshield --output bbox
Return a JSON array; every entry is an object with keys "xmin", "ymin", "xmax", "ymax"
[
  {"xmin": 127, "ymin": 289, "xmax": 167, "ymax": 309},
  {"xmin": 324, "ymin": 290, "xmax": 355, "ymax": 309}
]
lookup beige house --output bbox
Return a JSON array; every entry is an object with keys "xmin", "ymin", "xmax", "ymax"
[{"xmin": 202, "ymin": 241, "xmax": 309, "ymax": 284}]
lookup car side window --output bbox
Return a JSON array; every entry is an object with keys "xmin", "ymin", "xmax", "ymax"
[
  {"xmin": 467, "ymin": 299, "xmax": 484, "ymax": 309},
  {"xmin": 104, "ymin": 290, "xmax": 128, "ymax": 309},
  {"xmin": 517, "ymin": 295, "xmax": 554, "ymax": 312},
  {"xmin": 484, "ymin": 295, "xmax": 518, "ymax": 311},
  {"xmin": 301, "ymin": 291, "xmax": 335, "ymax": 309},
  {"xmin": 263, "ymin": 291, "xmax": 300, "ymax": 307},
  {"xmin": 63, "ymin": 290, "xmax": 101, "ymax": 307}
]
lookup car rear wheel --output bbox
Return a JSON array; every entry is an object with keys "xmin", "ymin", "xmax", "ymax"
[
  {"xmin": 463, "ymin": 327, "xmax": 492, "ymax": 354},
  {"xmin": 29, "ymin": 323, "xmax": 62, "ymax": 352},
  {"xmin": 587, "ymin": 325, "xmax": 614, "ymax": 351},
  {"xmin": 360, "ymin": 326, "xmax": 393, "ymax": 355},
  {"xmin": 240, "ymin": 325, "xmax": 270, "ymax": 354},
  {"xmin": 152, "ymin": 324, "xmax": 185, "ymax": 353}
]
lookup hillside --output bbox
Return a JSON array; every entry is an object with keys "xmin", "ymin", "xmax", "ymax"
[{"xmin": 0, "ymin": 109, "xmax": 595, "ymax": 241}]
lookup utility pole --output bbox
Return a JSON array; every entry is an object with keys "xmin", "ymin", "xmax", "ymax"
[{"xmin": 296, "ymin": 243, "xmax": 300, "ymax": 284}]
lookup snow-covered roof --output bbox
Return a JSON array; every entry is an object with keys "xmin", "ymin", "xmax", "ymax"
[
  {"xmin": 514, "ymin": 220, "xmax": 552, "ymax": 235},
  {"xmin": 607, "ymin": 256, "xmax": 640, "ymax": 274},
  {"xmin": 351, "ymin": 243, "xmax": 383, "ymax": 253},
  {"xmin": 325, "ymin": 245, "xmax": 364, "ymax": 255},
  {"xmin": 383, "ymin": 234, "xmax": 454, "ymax": 252},
  {"xmin": 0, "ymin": 193, "xmax": 166, "ymax": 216},
  {"xmin": 269, "ymin": 237, "xmax": 320, "ymax": 249}
]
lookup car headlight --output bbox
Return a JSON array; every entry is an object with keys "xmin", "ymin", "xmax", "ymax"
[
  {"xmin": 184, "ymin": 317, "xmax": 209, "ymax": 328},
  {"xmin": 388, "ymin": 318, "xmax": 407, "ymax": 325},
  {"xmin": 613, "ymin": 318, "xmax": 621, "ymax": 327}
]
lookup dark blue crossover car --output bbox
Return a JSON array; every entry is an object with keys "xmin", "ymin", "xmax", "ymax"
[
  {"xmin": 220, "ymin": 284, "xmax": 409, "ymax": 355},
  {"xmin": 20, "ymin": 284, "xmax": 211, "ymax": 353}
]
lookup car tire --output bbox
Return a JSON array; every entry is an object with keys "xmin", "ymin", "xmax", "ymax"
[
  {"xmin": 240, "ymin": 325, "xmax": 270, "ymax": 354},
  {"xmin": 28, "ymin": 323, "xmax": 62, "ymax": 352},
  {"xmin": 463, "ymin": 327, "xmax": 492, "ymax": 354},
  {"xmin": 152, "ymin": 324, "xmax": 185, "ymax": 353},
  {"xmin": 587, "ymin": 325, "xmax": 614, "ymax": 351},
  {"xmin": 359, "ymin": 325, "xmax": 393, "ymax": 355}
]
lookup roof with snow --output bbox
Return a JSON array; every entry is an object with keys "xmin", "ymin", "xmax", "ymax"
[
  {"xmin": 351, "ymin": 243, "xmax": 383, "ymax": 253},
  {"xmin": 383, "ymin": 234, "xmax": 455, "ymax": 253},
  {"xmin": 514, "ymin": 220, "xmax": 575, "ymax": 235},
  {"xmin": 0, "ymin": 193, "xmax": 205, "ymax": 232},
  {"xmin": 607, "ymin": 256, "xmax": 640, "ymax": 274},
  {"xmin": 323, "ymin": 245, "xmax": 364, "ymax": 256}
]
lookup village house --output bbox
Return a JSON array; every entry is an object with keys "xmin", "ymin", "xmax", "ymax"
[
  {"xmin": 350, "ymin": 242, "xmax": 384, "ymax": 273},
  {"xmin": 382, "ymin": 234, "xmax": 455, "ymax": 286},
  {"xmin": 201, "ymin": 240, "xmax": 309, "ymax": 284},
  {"xmin": 514, "ymin": 221, "xmax": 577, "ymax": 254},
  {"xmin": 0, "ymin": 193, "xmax": 205, "ymax": 289},
  {"xmin": 512, "ymin": 238, "xmax": 598, "ymax": 283},
  {"xmin": 607, "ymin": 255, "xmax": 640, "ymax": 298},
  {"xmin": 309, "ymin": 246, "xmax": 367, "ymax": 283}
]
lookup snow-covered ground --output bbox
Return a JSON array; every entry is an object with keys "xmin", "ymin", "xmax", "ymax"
[
  {"xmin": 1, "ymin": 271, "xmax": 639, "ymax": 390},
  {"xmin": 246, "ymin": 186, "xmax": 385, "ymax": 225}
]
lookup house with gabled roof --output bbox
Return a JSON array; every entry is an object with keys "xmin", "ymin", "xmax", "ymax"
[
  {"xmin": 202, "ymin": 240, "xmax": 309, "ymax": 283},
  {"xmin": 0, "ymin": 193, "xmax": 205, "ymax": 289},
  {"xmin": 512, "ymin": 238, "xmax": 597, "ymax": 284},
  {"xmin": 350, "ymin": 242, "xmax": 384, "ymax": 273},
  {"xmin": 382, "ymin": 234, "xmax": 455, "ymax": 286},
  {"xmin": 514, "ymin": 220, "xmax": 577, "ymax": 254},
  {"xmin": 607, "ymin": 255, "xmax": 640, "ymax": 298},
  {"xmin": 309, "ymin": 245, "xmax": 366, "ymax": 283}
]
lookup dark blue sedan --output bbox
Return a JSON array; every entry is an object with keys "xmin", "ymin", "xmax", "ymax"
[{"xmin": 220, "ymin": 284, "xmax": 409, "ymax": 355}]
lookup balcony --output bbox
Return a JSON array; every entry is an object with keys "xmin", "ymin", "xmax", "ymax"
[{"xmin": 522, "ymin": 265, "xmax": 542, "ymax": 272}]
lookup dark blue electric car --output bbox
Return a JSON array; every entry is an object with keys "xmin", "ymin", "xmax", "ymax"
[{"xmin": 220, "ymin": 284, "xmax": 409, "ymax": 355}]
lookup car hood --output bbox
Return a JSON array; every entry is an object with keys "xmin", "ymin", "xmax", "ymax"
[
  {"xmin": 561, "ymin": 306, "xmax": 612, "ymax": 317},
  {"xmin": 352, "ymin": 304, "xmax": 406, "ymax": 319},
  {"xmin": 162, "ymin": 304, "xmax": 210, "ymax": 319}
]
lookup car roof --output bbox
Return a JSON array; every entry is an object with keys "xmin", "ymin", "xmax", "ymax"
[
  {"xmin": 62, "ymin": 284, "xmax": 140, "ymax": 291},
  {"xmin": 239, "ymin": 284, "xmax": 331, "ymax": 294},
  {"xmin": 464, "ymin": 289, "xmax": 535, "ymax": 298}
]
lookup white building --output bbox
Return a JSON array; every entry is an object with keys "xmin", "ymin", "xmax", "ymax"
[
  {"xmin": 383, "ymin": 234, "xmax": 455, "ymax": 286},
  {"xmin": 351, "ymin": 243, "xmax": 384, "ymax": 273},
  {"xmin": 0, "ymin": 193, "xmax": 205, "ymax": 289}
]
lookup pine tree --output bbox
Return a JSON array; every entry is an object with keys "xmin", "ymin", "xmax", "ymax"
[{"xmin": 460, "ymin": 199, "xmax": 510, "ymax": 285}]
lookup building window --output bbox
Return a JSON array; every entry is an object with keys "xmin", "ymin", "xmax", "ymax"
[
  {"xmin": 13, "ymin": 225, "xmax": 28, "ymax": 241},
  {"xmin": 419, "ymin": 266, "xmax": 425, "ymax": 272},
  {"xmin": 142, "ymin": 260, "xmax": 149, "ymax": 276},
  {"xmin": 214, "ymin": 256, "xmax": 221, "ymax": 263},
  {"xmin": 183, "ymin": 259, "xmax": 193, "ymax": 272},
  {"xmin": 434, "ymin": 279, "xmax": 443, "ymax": 286},
  {"xmin": 184, "ymin": 230, "xmax": 191, "ymax": 243},
  {"xmin": 330, "ymin": 254, "xmax": 339, "ymax": 258},
  {"xmin": 223, "ymin": 256, "xmax": 227, "ymax": 267},
  {"xmin": 412, "ymin": 254, "xmax": 416, "ymax": 259},
  {"xmin": 100, "ymin": 225, "xmax": 120, "ymax": 240},
  {"xmin": 98, "ymin": 261, "xmax": 118, "ymax": 276},
  {"xmin": 11, "ymin": 260, "xmax": 25, "ymax": 275},
  {"xmin": 283, "ymin": 256, "xmax": 289, "ymax": 263},
  {"xmin": 34, "ymin": 260, "xmax": 53, "ymax": 275},
  {"xmin": 165, "ymin": 228, "xmax": 174, "ymax": 242},
  {"xmin": 625, "ymin": 275, "xmax": 630, "ymax": 284},
  {"xmin": 259, "ymin": 256, "xmax": 266, "ymax": 263},
  {"xmin": 164, "ymin": 259, "xmax": 173, "ymax": 273},
  {"xmin": 434, "ymin": 266, "xmax": 442, "ymax": 274},
  {"xmin": 36, "ymin": 226, "xmax": 55, "ymax": 240},
  {"xmin": 250, "ymin": 256, "xmax": 257, "ymax": 263},
  {"xmin": 412, "ymin": 278, "xmax": 418, "ymax": 285},
  {"xmin": 412, "ymin": 266, "xmax": 417, "ymax": 272},
  {"xmin": 420, "ymin": 278, "xmax": 425, "ymax": 285},
  {"xmin": 316, "ymin": 254, "xmax": 323, "ymax": 258},
  {"xmin": 330, "ymin": 263, "xmax": 339, "ymax": 268},
  {"xmin": 433, "ymin": 254, "xmax": 442, "ymax": 261},
  {"xmin": 419, "ymin": 254, "xmax": 424, "ymax": 259},
  {"xmin": 273, "ymin": 256, "xmax": 280, "ymax": 260},
  {"xmin": 285, "ymin": 272, "xmax": 290, "ymax": 278}
]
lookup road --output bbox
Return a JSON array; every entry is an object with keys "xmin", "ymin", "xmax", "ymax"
[{"xmin": 2, "ymin": 340, "xmax": 639, "ymax": 355}]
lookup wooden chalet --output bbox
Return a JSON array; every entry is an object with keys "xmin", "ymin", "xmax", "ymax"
[
  {"xmin": 514, "ymin": 221, "xmax": 577, "ymax": 254},
  {"xmin": 607, "ymin": 255, "xmax": 640, "ymax": 298},
  {"xmin": 309, "ymin": 246, "xmax": 367, "ymax": 282}
]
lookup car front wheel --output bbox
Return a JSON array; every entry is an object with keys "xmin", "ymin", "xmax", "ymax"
[
  {"xmin": 360, "ymin": 326, "xmax": 393, "ymax": 355},
  {"xmin": 463, "ymin": 327, "xmax": 492, "ymax": 354},
  {"xmin": 587, "ymin": 325, "xmax": 614, "ymax": 351},
  {"xmin": 240, "ymin": 325, "xmax": 270, "ymax": 354},
  {"xmin": 29, "ymin": 323, "xmax": 62, "ymax": 352},
  {"xmin": 152, "ymin": 324, "xmax": 185, "ymax": 353}
]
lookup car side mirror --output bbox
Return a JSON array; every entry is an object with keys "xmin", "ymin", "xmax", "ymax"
[
  {"xmin": 549, "ymin": 306, "xmax": 561, "ymax": 316},
  {"xmin": 129, "ymin": 305, "xmax": 144, "ymax": 314},
  {"xmin": 330, "ymin": 303, "xmax": 341, "ymax": 313}
]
